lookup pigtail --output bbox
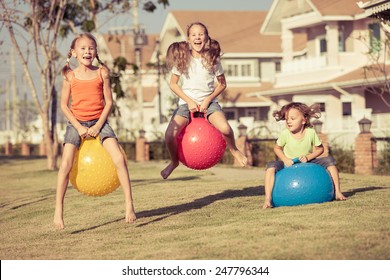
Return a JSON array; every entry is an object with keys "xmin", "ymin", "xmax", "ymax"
[
  {"xmin": 201, "ymin": 37, "xmax": 222, "ymax": 72},
  {"xmin": 61, "ymin": 51, "xmax": 72, "ymax": 78},
  {"xmin": 96, "ymin": 53, "xmax": 111, "ymax": 76}
]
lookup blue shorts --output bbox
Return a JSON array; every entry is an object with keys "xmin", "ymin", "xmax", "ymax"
[
  {"xmin": 266, "ymin": 156, "xmax": 337, "ymax": 172},
  {"xmin": 172, "ymin": 102, "xmax": 224, "ymax": 120},
  {"xmin": 63, "ymin": 119, "xmax": 117, "ymax": 148}
]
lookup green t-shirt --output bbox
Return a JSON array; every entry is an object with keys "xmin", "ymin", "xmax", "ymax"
[{"xmin": 276, "ymin": 127, "xmax": 322, "ymax": 159}]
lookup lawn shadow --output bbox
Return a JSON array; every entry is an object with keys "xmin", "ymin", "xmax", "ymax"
[
  {"xmin": 136, "ymin": 185, "xmax": 264, "ymax": 227},
  {"xmin": 343, "ymin": 186, "xmax": 386, "ymax": 198},
  {"xmin": 132, "ymin": 176, "xmax": 200, "ymax": 187},
  {"xmin": 70, "ymin": 185, "xmax": 264, "ymax": 234}
]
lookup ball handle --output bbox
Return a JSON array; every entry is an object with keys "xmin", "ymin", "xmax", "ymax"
[{"xmin": 292, "ymin": 157, "xmax": 301, "ymax": 164}]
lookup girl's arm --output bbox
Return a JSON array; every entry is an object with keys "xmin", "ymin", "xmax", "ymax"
[
  {"xmin": 89, "ymin": 68, "xmax": 113, "ymax": 136},
  {"xmin": 299, "ymin": 144, "xmax": 324, "ymax": 162},
  {"xmin": 274, "ymin": 144, "xmax": 294, "ymax": 167},
  {"xmin": 200, "ymin": 74, "xmax": 227, "ymax": 112},
  {"xmin": 169, "ymin": 74, "xmax": 198, "ymax": 111},
  {"xmin": 60, "ymin": 72, "xmax": 88, "ymax": 138}
]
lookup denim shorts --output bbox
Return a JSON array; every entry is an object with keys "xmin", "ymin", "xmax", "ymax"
[
  {"xmin": 63, "ymin": 119, "xmax": 117, "ymax": 148},
  {"xmin": 173, "ymin": 102, "xmax": 224, "ymax": 120},
  {"xmin": 265, "ymin": 156, "xmax": 336, "ymax": 172}
]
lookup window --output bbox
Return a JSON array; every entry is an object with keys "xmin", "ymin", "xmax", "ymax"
[
  {"xmin": 317, "ymin": 102, "xmax": 326, "ymax": 112},
  {"xmin": 338, "ymin": 32, "xmax": 345, "ymax": 52},
  {"xmin": 369, "ymin": 23, "xmax": 381, "ymax": 53},
  {"xmin": 275, "ymin": 61, "xmax": 281, "ymax": 73},
  {"xmin": 342, "ymin": 102, "xmax": 352, "ymax": 116},
  {"xmin": 246, "ymin": 108, "xmax": 259, "ymax": 120},
  {"xmin": 225, "ymin": 61, "xmax": 254, "ymax": 78},
  {"xmin": 319, "ymin": 37, "xmax": 327, "ymax": 54},
  {"xmin": 224, "ymin": 110, "xmax": 236, "ymax": 120}
]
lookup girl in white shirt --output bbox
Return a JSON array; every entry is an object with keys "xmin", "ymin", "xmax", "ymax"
[{"xmin": 161, "ymin": 22, "xmax": 248, "ymax": 179}]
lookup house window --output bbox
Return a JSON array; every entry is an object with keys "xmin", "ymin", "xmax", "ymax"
[
  {"xmin": 225, "ymin": 61, "xmax": 254, "ymax": 78},
  {"xmin": 338, "ymin": 32, "xmax": 345, "ymax": 52},
  {"xmin": 342, "ymin": 102, "xmax": 352, "ymax": 116},
  {"xmin": 224, "ymin": 109, "xmax": 236, "ymax": 120},
  {"xmin": 317, "ymin": 102, "xmax": 326, "ymax": 112},
  {"xmin": 275, "ymin": 61, "xmax": 281, "ymax": 73},
  {"xmin": 319, "ymin": 37, "xmax": 327, "ymax": 54},
  {"xmin": 246, "ymin": 108, "xmax": 259, "ymax": 120},
  {"xmin": 369, "ymin": 23, "xmax": 381, "ymax": 53}
]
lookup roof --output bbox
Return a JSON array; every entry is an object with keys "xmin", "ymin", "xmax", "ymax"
[
  {"xmin": 261, "ymin": 0, "xmax": 366, "ymax": 34},
  {"xmin": 170, "ymin": 10, "xmax": 282, "ymax": 53},
  {"xmin": 100, "ymin": 33, "xmax": 159, "ymax": 69},
  {"xmin": 254, "ymin": 64, "xmax": 390, "ymax": 96}
]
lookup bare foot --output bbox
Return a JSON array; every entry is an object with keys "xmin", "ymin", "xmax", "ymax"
[
  {"xmin": 53, "ymin": 213, "xmax": 65, "ymax": 229},
  {"xmin": 160, "ymin": 161, "xmax": 179, "ymax": 179},
  {"xmin": 125, "ymin": 203, "xmax": 137, "ymax": 223},
  {"xmin": 231, "ymin": 149, "xmax": 248, "ymax": 167},
  {"xmin": 262, "ymin": 200, "xmax": 273, "ymax": 209},
  {"xmin": 335, "ymin": 192, "xmax": 347, "ymax": 201}
]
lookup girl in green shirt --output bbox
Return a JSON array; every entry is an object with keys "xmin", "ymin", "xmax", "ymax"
[{"xmin": 263, "ymin": 102, "xmax": 347, "ymax": 209}]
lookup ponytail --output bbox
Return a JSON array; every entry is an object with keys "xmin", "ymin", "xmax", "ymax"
[{"xmin": 61, "ymin": 50, "xmax": 72, "ymax": 78}]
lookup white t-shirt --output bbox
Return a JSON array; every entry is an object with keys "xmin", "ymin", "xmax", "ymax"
[{"xmin": 172, "ymin": 57, "xmax": 224, "ymax": 106}]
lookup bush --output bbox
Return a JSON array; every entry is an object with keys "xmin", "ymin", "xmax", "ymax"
[
  {"xmin": 329, "ymin": 143, "xmax": 355, "ymax": 173},
  {"xmin": 375, "ymin": 141, "xmax": 390, "ymax": 175}
]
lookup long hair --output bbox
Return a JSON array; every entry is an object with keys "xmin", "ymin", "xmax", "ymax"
[
  {"xmin": 61, "ymin": 33, "xmax": 109, "ymax": 78},
  {"xmin": 273, "ymin": 102, "xmax": 321, "ymax": 128},
  {"xmin": 165, "ymin": 41, "xmax": 191, "ymax": 74},
  {"xmin": 186, "ymin": 22, "xmax": 222, "ymax": 72}
]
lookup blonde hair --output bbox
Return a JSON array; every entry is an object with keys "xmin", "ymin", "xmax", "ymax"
[
  {"xmin": 61, "ymin": 33, "xmax": 109, "ymax": 78},
  {"xmin": 165, "ymin": 41, "xmax": 190, "ymax": 74},
  {"xmin": 273, "ymin": 102, "xmax": 321, "ymax": 128}
]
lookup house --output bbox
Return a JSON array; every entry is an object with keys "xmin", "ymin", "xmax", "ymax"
[{"xmin": 97, "ymin": 0, "xmax": 389, "ymax": 148}]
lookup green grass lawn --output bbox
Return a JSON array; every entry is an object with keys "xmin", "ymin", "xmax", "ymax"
[{"xmin": 0, "ymin": 157, "xmax": 389, "ymax": 260}]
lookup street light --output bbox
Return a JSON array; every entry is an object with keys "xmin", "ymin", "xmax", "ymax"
[
  {"xmin": 156, "ymin": 39, "xmax": 162, "ymax": 124},
  {"xmin": 358, "ymin": 117, "xmax": 372, "ymax": 133},
  {"xmin": 238, "ymin": 123, "xmax": 248, "ymax": 137}
]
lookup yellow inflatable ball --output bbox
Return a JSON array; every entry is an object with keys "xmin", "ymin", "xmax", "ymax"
[{"xmin": 70, "ymin": 136, "xmax": 125, "ymax": 196}]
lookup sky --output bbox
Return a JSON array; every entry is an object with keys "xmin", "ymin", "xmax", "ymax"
[
  {"xmin": 102, "ymin": 0, "xmax": 273, "ymax": 34},
  {"xmin": 0, "ymin": 0, "xmax": 273, "ymax": 90}
]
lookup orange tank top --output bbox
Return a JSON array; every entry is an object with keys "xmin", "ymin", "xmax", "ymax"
[{"xmin": 70, "ymin": 68, "xmax": 105, "ymax": 121}]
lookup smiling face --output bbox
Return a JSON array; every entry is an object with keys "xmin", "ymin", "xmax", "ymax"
[
  {"xmin": 72, "ymin": 36, "xmax": 97, "ymax": 67},
  {"xmin": 187, "ymin": 23, "xmax": 208, "ymax": 57},
  {"xmin": 285, "ymin": 108, "xmax": 306, "ymax": 133}
]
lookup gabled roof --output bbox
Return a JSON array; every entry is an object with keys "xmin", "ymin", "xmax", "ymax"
[
  {"xmin": 100, "ymin": 33, "xmax": 159, "ymax": 69},
  {"xmin": 261, "ymin": 0, "xmax": 366, "ymax": 34},
  {"xmin": 170, "ymin": 10, "xmax": 282, "ymax": 53},
  {"xmin": 253, "ymin": 64, "xmax": 390, "ymax": 96}
]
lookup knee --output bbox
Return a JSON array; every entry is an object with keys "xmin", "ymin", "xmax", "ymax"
[
  {"xmin": 59, "ymin": 159, "xmax": 73, "ymax": 175},
  {"xmin": 111, "ymin": 152, "xmax": 126, "ymax": 168},
  {"xmin": 217, "ymin": 123, "xmax": 232, "ymax": 136}
]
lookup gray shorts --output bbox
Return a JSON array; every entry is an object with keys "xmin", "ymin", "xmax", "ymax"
[
  {"xmin": 63, "ymin": 119, "xmax": 117, "ymax": 148},
  {"xmin": 173, "ymin": 102, "xmax": 224, "ymax": 120},
  {"xmin": 266, "ymin": 156, "xmax": 337, "ymax": 172}
]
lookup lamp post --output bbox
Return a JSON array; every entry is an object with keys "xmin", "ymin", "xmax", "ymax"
[
  {"xmin": 132, "ymin": 0, "xmax": 148, "ymax": 131},
  {"xmin": 358, "ymin": 117, "xmax": 372, "ymax": 133},
  {"xmin": 156, "ymin": 39, "xmax": 162, "ymax": 124}
]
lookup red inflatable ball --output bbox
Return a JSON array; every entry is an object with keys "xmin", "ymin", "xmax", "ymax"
[{"xmin": 177, "ymin": 112, "xmax": 227, "ymax": 170}]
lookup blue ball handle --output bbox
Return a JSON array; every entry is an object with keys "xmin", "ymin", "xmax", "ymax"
[{"xmin": 292, "ymin": 157, "xmax": 301, "ymax": 164}]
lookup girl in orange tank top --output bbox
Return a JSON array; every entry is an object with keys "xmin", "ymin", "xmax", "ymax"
[{"xmin": 54, "ymin": 33, "xmax": 136, "ymax": 230}]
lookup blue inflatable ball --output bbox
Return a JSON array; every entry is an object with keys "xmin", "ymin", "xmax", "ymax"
[{"xmin": 272, "ymin": 162, "xmax": 334, "ymax": 207}]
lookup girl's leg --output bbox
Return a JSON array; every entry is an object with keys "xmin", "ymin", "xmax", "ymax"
[
  {"xmin": 208, "ymin": 111, "xmax": 247, "ymax": 167},
  {"xmin": 263, "ymin": 167, "xmax": 276, "ymax": 209},
  {"xmin": 327, "ymin": 165, "xmax": 347, "ymax": 201},
  {"xmin": 161, "ymin": 115, "xmax": 188, "ymax": 179},
  {"xmin": 54, "ymin": 143, "xmax": 77, "ymax": 229},
  {"xmin": 102, "ymin": 138, "xmax": 136, "ymax": 223}
]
